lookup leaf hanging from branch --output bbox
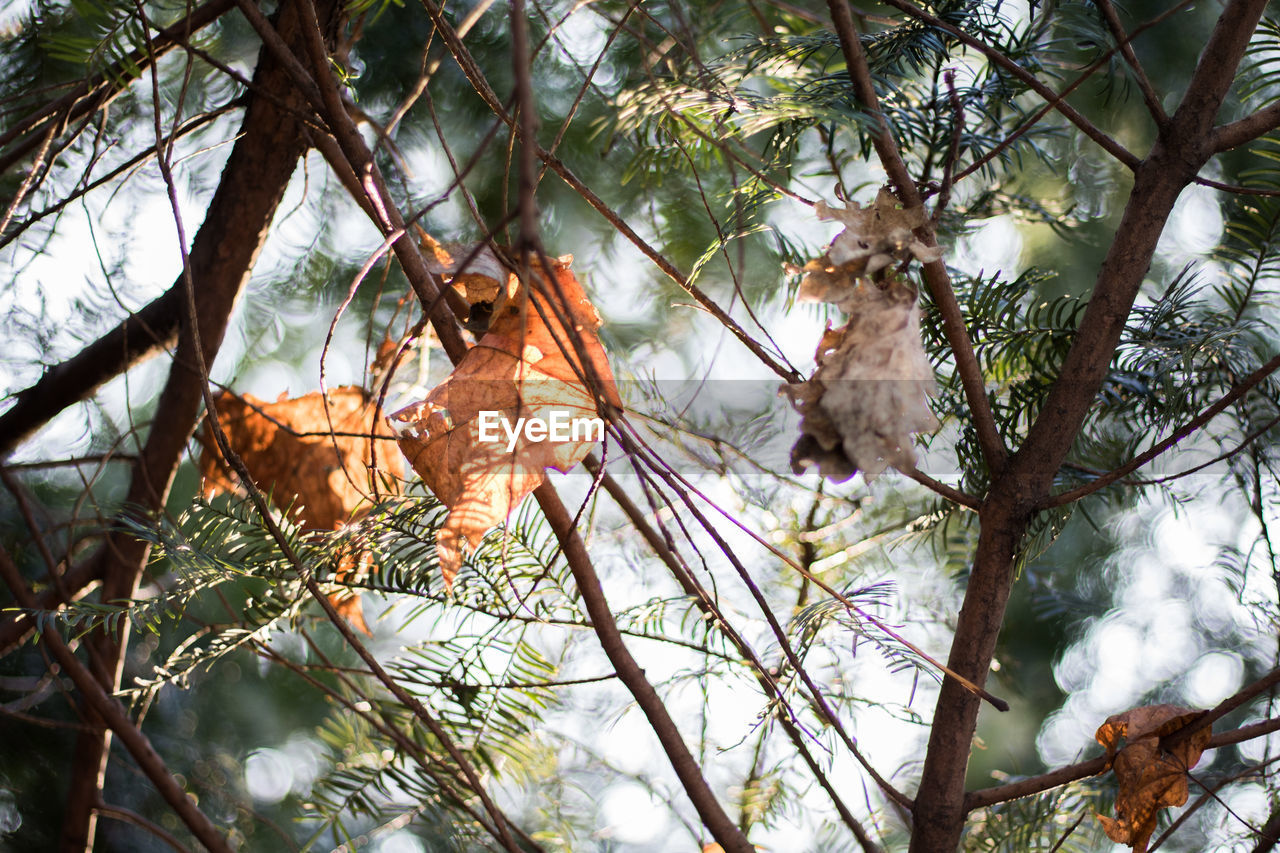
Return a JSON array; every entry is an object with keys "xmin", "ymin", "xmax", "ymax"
[
  {"xmin": 197, "ymin": 387, "xmax": 403, "ymax": 633},
  {"xmin": 1094, "ymin": 704, "xmax": 1211, "ymax": 852},
  {"xmin": 786, "ymin": 190, "xmax": 941, "ymax": 483},
  {"xmin": 389, "ymin": 253, "xmax": 619, "ymax": 589}
]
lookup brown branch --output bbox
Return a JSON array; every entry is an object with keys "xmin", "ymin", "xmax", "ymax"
[
  {"xmin": 912, "ymin": 3, "xmax": 1271, "ymax": 847},
  {"xmin": 1193, "ymin": 174, "xmax": 1280, "ymax": 197},
  {"xmin": 966, "ymin": 716, "xmax": 1280, "ymax": 811},
  {"xmin": 1213, "ymin": 101, "xmax": 1280, "ymax": 153},
  {"xmin": 1093, "ymin": 0, "xmax": 1167, "ymax": 125},
  {"xmin": 534, "ymin": 483, "xmax": 755, "ymax": 853},
  {"xmin": 510, "ymin": 0, "xmax": 540, "ymax": 256},
  {"xmin": 965, "ymin": 753, "xmax": 1107, "ymax": 813},
  {"xmin": 1253, "ymin": 807, "xmax": 1280, "ymax": 853},
  {"xmin": 825, "ymin": 0, "xmax": 1007, "ymax": 473},
  {"xmin": 1014, "ymin": 0, "xmax": 1267, "ymax": 496},
  {"xmin": 1162, "ymin": 664, "xmax": 1280, "ymax": 753},
  {"xmin": 0, "ymin": 547, "xmax": 233, "ymax": 853},
  {"xmin": 907, "ymin": 512, "xmax": 1022, "ymax": 848},
  {"xmin": 876, "ymin": 0, "xmax": 1141, "ymax": 170},
  {"xmin": 0, "ymin": 288, "xmax": 182, "ymax": 456},
  {"xmin": 231, "ymin": 0, "xmax": 470, "ymax": 364},
  {"xmin": 902, "ymin": 466, "xmax": 981, "ymax": 509},
  {"xmin": 0, "ymin": 0, "xmax": 236, "ymax": 180},
  {"xmin": 411, "ymin": 0, "xmax": 803, "ymax": 384},
  {"xmin": 57, "ymin": 0, "xmax": 332, "ymax": 843},
  {"xmin": 1044, "ymin": 351, "xmax": 1280, "ymax": 508}
]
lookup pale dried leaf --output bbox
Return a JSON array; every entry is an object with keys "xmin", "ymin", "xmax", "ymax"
[{"xmin": 788, "ymin": 276, "xmax": 938, "ymax": 482}]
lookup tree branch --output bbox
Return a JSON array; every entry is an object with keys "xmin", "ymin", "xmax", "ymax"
[
  {"xmin": 534, "ymin": 482, "xmax": 755, "ymax": 853},
  {"xmin": 0, "ymin": 0, "xmax": 235, "ymax": 180},
  {"xmin": 1016, "ymin": 0, "xmax": 1268, "ymax": 499},
  {"xmin": 966, "ymin": 715, "xmax": 1280, "ymax": 811},
  {"xmin": 1212, "ymin": 100, "xmax": 1280, "ymax": 153},
  {"xmin": 912, "ymin": 2, "xmax": 1271, "ymax": 848},
  {"xmin": 1093, "ymin": 0, "xmax": 1167, "ymax": 125},
  {"xmin": 877, "ymin": 0, "xmax": 1141, "ymax": 170},
  {"xmin": 1044, "ymin": 351, "xmax": 1280, "ymax": 508},
  {"xmin": 56, "ymin": 0, "xmax": 334, "ymax": 843},
  {"xmin": 411, "ymin": 0, "xmax": 803, "ymax": 384},
  {"xmin": 0, "ymin": 289, "xmax": 182, "ymax": 456},
  {"xmin": 825, "ymin": 0, "xmax": 1008, "ymax": 473},
  {"xmin": 230, "ymin": 0, "xmax": 471, "ymax": 365},
  {"xmin": 1252, "ymin": 807, "xmax": 1280, "ymax": 853},
  {"xmin": 0, "ymin": 546, "xmax": 233, "ymax": 853}
]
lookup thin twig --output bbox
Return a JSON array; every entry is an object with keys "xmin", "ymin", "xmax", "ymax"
[
  {"xmin": 1094, "ymin": 0, "xmax": 1167, "ymax": 124},
  {"xmin": 533, "ymin": 483, "xmax": 756, "ymax": 853},
  {"xmin": 412, "ymin": 0, "xmax": 803, "ymax": 383},
  {"xmin": 967, "ymin": 715, "xmax": 1280, "ymax": 811},
  {"xmin": 876, "ymin": 0, "xmax": 1140, "ymax": 169},
  {"xmin": 0, "ymin": 0, "xmax": 236, "ymax": 179},
  {"xmin": 1044, "ymin": 351, "xmax": 1280, "ymax": 507},
  {"xmin": 96, "ymin": 803, "xmax": 193, "ymax": 853}
]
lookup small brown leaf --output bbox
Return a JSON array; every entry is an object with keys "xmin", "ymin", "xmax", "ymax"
[
  {"xmin": 1093, "ymin": 704, "xmax": 1211, "ymax": 851},
  {"xmin": 390, "ymin": 254, "xmax": 618, "ymax": 589},
  {"xmin": 198, "ymin": 386, "xmax": 403, "ymax": 633}
]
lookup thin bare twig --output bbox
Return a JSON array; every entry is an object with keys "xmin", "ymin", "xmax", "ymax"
[
  {"xmin": 534, "ymin": 483, "xmax": 755, "ymax": 853},
  {"xmin": 96, "ymin": 803, "xmax": 193, "ymax": 853},
  {"xmin": 1044, "ymin": 351, "xmax": 1280, "ymax": 508},
  {"xmin": 412, "ymin": 0, "xmax": 803, "ymax": 383},
  {"xmin": 1093, "ymin": 0, "xmax": 1167, "ymax": 124},
  {"xmin": 876, "ymin": 0, "xmax": 1140, "ymax": 169}
]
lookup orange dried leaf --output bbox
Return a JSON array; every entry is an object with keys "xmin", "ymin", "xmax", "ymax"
[
  {"xmin": 390, "ymin": 254, "xmax": 618, "ymax": 589},
  {"xmin": 198, "ymin": 386, "xmax": 403, "ymax": 633},
  {"xmin": 1093, "ymin": 704, "xmax": 1210, "ymax": 851}
]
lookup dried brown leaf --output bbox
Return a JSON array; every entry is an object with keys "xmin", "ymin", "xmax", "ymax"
[
  {"xmin": 198, "ymin": 386, "xmax": 403, "ymax": 633},
  {"xmin": 1093, "ymin": 704, "xmax": 1211, "ymax": 851},
  {"xmin": 389, "ymin": 255, "xmax": 618, "ymax": 589}
]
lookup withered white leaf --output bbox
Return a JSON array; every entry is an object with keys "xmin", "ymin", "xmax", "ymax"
[{"xmin": 788, "ymin": 275, "xmax": 938, "ymax": 482}]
